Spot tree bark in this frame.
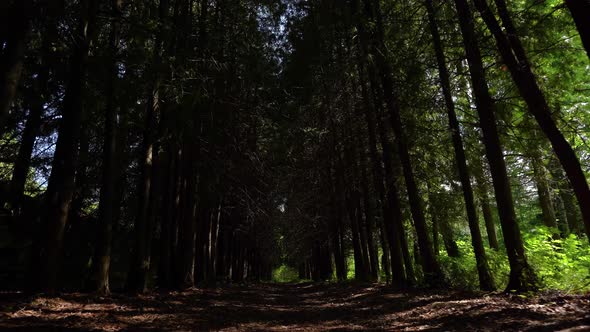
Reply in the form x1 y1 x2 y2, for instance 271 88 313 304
90 0 124 296
564 0 590 61
8 1 61 207
0 0 31 132
531 154 558 231
473 156 499 250
357 134 379 280
178 149 197 289
127 0 170 294
455 0 537 292
548 158 582 235
424 0 494 290
39 0 98 293
356 54 406 286
364 0 443 286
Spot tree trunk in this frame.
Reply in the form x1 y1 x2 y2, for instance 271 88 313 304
332 143 350 282
454 0 536 292
38 0 98 294
364 0 443 286
431 203 439 255
178 149 197 289
473 156 499 250
357 139 379 280
207 199 221 284
89 0 124 296
472 0 590 242
428 190 460 258
9 65 47 211
564 0 590 61
127 0 170 294
353 6 407 286
548 158 582 235
0 0 31 132
157 144 180 289
424 0 495 290
356 59 405 286
8 3 61 210
531 154 558 231
344 117 370 281
347 189 366 281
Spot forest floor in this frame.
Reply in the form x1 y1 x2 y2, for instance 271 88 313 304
1 283 589 331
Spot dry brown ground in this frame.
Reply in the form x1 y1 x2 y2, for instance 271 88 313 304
1 283 589 331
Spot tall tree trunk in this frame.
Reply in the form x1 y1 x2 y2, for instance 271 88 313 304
331 143 350 282
531 154 558 231
0 0 31 132
473 155 499 250
39 0 98 293
364 0 443 286
207 198 221 284
472 0 590 242
345 115 370 281
92 0 124 296
346 189 365 280
8 2 61 210
564 0 590 61
357 136 379 280
428 189 460 258
127 0 169 294
69 126 90 222
9 62 48 210
454 0 537 292
356 56 405 286
431 203 440 255
548 158 582 235
360 73 396 284
424 0 494 290
178 149 197 289
353 4 408 286
157 144 180 289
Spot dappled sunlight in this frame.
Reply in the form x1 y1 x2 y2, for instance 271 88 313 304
2 284 589 331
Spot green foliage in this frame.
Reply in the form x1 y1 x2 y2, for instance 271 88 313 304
346 253 355 280
438 227 590 292
272 264 300 283
439 239 480 290
523 227 590 292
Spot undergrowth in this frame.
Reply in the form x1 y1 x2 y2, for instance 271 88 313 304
440 226 590 292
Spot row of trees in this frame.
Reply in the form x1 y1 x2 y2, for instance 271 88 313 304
0 0 588 295
1 0 285 295
277 0 589 292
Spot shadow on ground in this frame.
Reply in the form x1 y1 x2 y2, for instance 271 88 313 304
1 283 589 331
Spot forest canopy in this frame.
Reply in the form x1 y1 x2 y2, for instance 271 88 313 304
0 0 589 298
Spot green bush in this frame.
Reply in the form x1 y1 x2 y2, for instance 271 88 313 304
523 227 590 292
438 227 590 292
272 264 300 283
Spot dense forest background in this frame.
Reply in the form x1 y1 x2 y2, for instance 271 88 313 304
1 0 589 298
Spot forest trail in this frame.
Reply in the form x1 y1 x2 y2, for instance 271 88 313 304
1 283 589 331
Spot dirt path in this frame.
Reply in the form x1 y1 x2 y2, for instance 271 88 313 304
1 283 589 331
